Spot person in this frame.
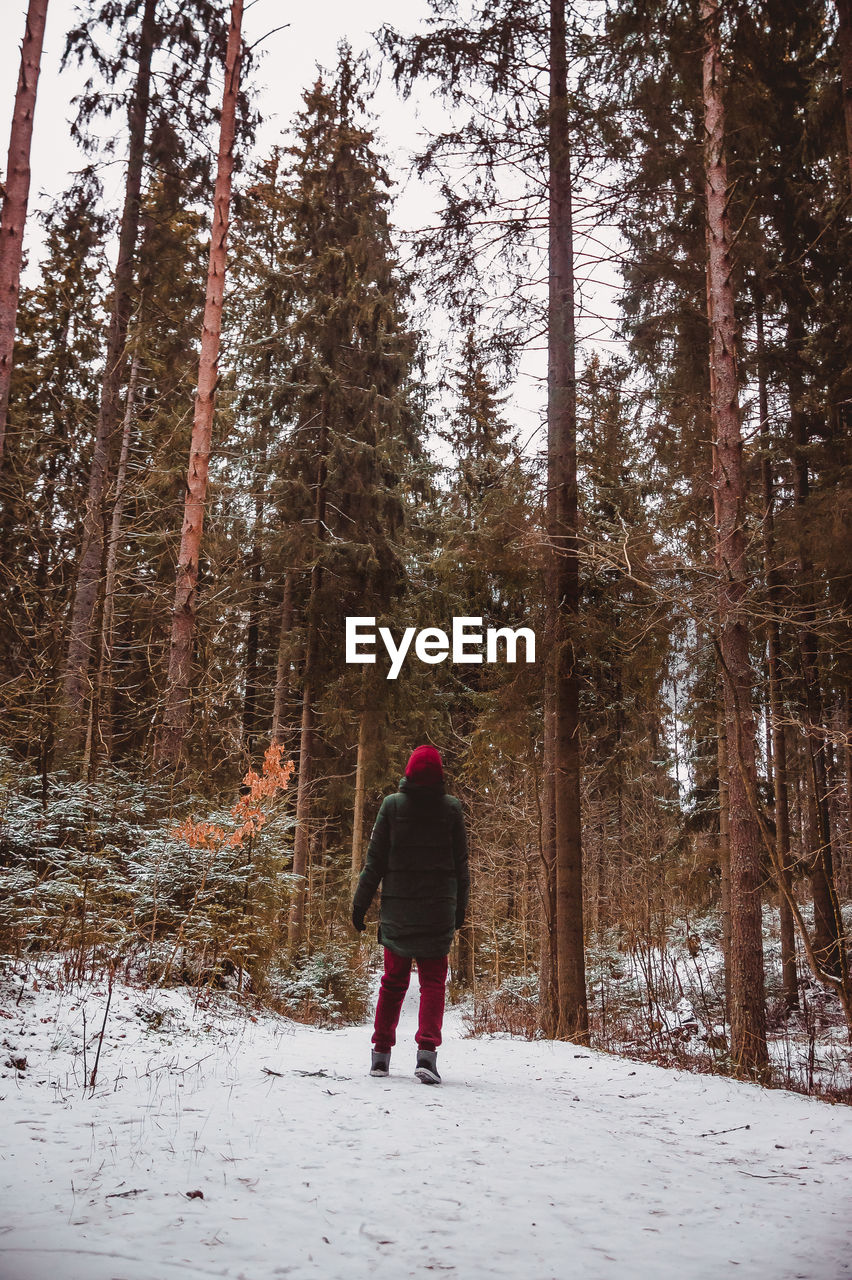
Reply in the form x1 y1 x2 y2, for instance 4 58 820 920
351 744 469 1084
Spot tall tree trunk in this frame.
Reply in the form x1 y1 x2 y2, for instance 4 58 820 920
0 0 49 465
156 0 244 768
456 782 474 990
242 482 265 753
242 550 262 751
845 689 852 884
288 661 315 953
716 697 732 1022
787 318 845 980
706 227 732 1028
835 0 852 198
242 343 273 754
84 355 140 778
826 707 845 892
769 632 798 1018
702 0 768 1075
538 683 559 1036
350 703 369 895
287 421 328 952
755 298 798 1010
61 0 157 745
456 920 475 989
271 571 294 744
548 0 588 1044
538 413 559 1038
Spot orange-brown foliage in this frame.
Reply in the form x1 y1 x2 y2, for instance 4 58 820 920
173 743 295 852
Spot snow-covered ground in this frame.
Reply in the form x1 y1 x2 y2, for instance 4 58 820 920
2 966 851 1280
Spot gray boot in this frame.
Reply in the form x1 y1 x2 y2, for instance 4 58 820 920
415 1049 441 1084
370 1050 390 1077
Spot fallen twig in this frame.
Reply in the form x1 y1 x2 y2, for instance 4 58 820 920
698 1124 751 1138
89 969 114 1091
174 1053 214 1075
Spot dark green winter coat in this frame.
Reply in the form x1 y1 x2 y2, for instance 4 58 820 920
352 777 470 958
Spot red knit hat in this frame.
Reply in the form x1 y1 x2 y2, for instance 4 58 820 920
405 744 444 785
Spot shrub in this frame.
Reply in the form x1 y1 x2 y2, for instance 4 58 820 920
0 746 296 994
270 945 374 1027
463 973 540 1039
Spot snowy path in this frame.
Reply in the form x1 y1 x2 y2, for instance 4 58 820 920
1 973 851 1280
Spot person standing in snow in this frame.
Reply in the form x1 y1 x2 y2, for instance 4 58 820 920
351 745 469 1084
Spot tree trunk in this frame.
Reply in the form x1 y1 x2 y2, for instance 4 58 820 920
350 703 369 895
770 652 798 1017
287 670 314 953
287 421 328 952
271 571 294 744
84 355 140 777
0 0 49 465
787 318 845 980
806 744 843 976
242 342 273 754
61 0 157 745
538 383 558 1039
826 707 845 897
456 919 475 989
835 0 852 198
537 593 557 1034
716 697 732 1022
156 0 244 768
845 689 852 890
242 485 264 753
548 0 588 1044
538 678 559 1036
702 0 768 1075
754 298 798 1010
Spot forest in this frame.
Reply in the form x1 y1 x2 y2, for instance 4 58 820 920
0 0 850 1102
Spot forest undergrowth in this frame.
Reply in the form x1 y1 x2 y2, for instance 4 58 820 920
460 910 852 1104
2 753 848 1104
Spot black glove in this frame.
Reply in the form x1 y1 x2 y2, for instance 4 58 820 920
455 911 466 930
352 907 366 933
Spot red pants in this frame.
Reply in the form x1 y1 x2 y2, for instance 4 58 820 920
372 947 448 1053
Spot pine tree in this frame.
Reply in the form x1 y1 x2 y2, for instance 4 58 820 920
157 0 246 768
702 0 768 1074
0 0 50 466
606 0 851 1036
60 0 159 747
431 330 540 988
92 162 207 768
835 0 852 196
0 172 106 772
275 50 419 950
577 354 673 935
59 0 247 751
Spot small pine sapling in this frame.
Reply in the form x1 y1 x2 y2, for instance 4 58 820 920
165 745 295 988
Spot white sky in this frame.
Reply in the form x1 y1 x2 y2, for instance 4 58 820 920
1 0 441 247
1 0 622 449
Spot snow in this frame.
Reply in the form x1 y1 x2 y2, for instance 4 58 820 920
584 913 852 1098
2 968 851 1280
